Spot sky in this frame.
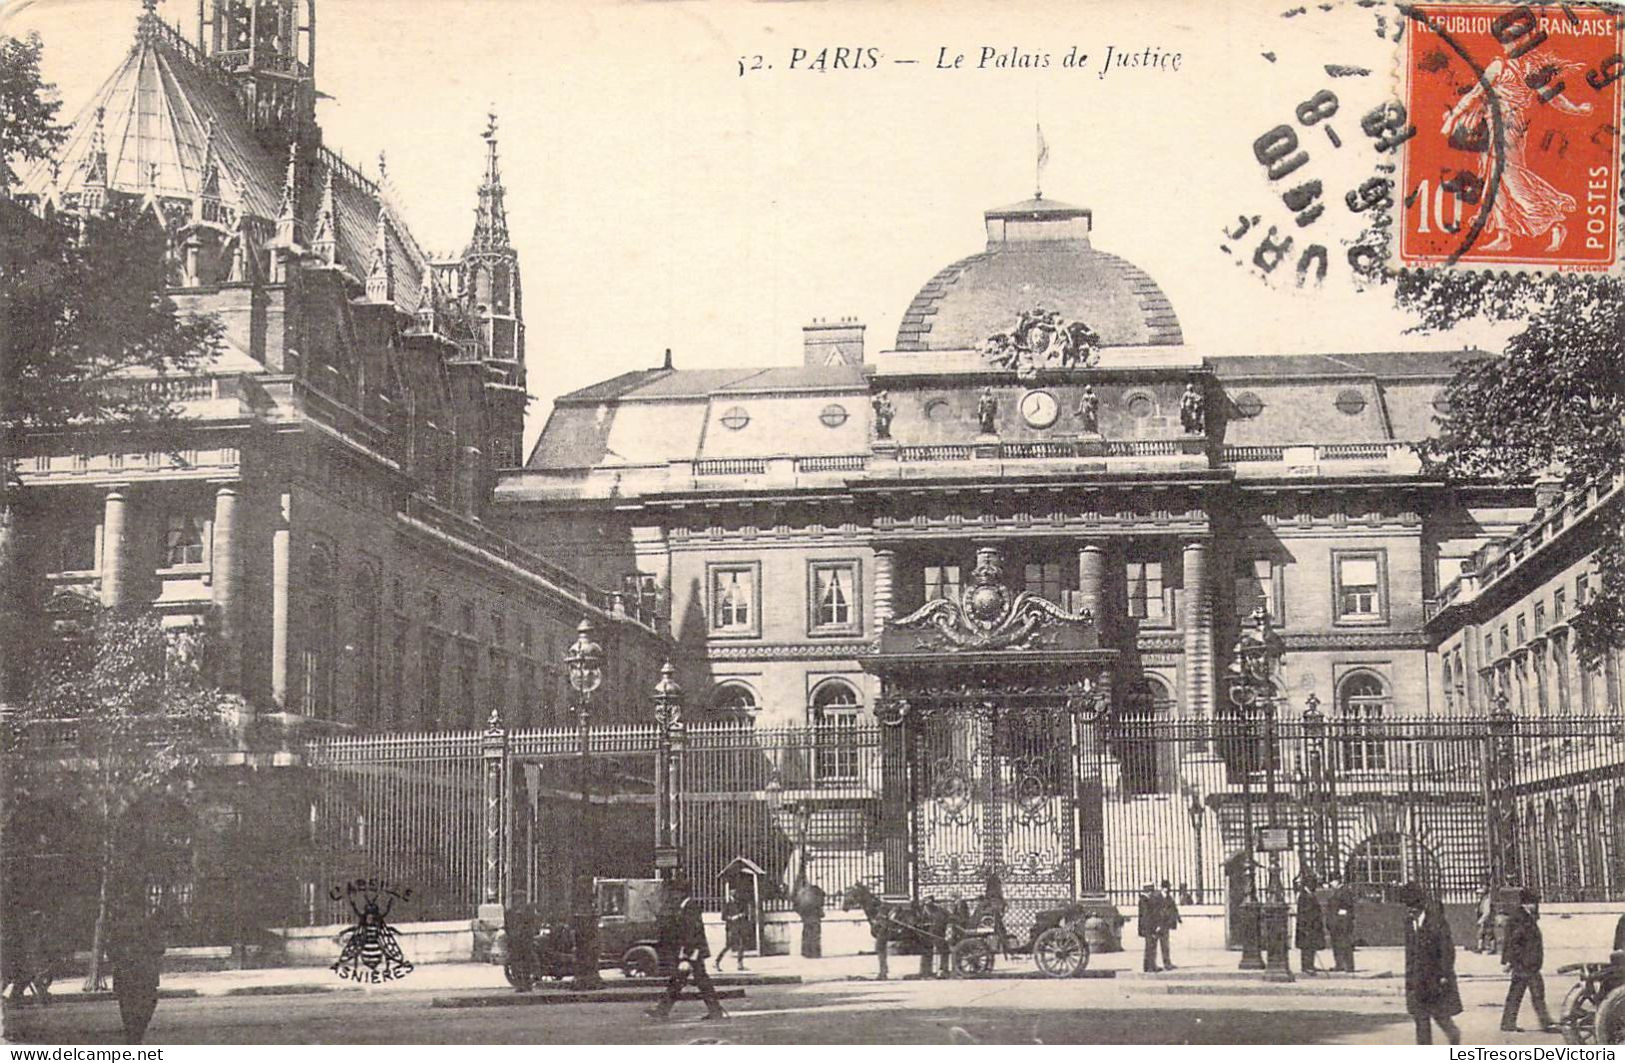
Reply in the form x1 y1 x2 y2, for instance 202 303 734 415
5 0 1508 455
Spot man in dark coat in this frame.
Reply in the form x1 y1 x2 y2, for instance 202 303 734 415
1500 887 1558 1033
715 887 749 972
919 897 953 979
1295 874 1327 974
793 881 826 959
106 898 165 1044
1325 874 1357 973
1136 882 1162 973
646 873 727 1022
1400 882 1462 1045
1157 880 1180 970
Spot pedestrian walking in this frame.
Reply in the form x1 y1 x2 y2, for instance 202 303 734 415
793 880 826 959
1500 887 1559 1034
106 896 165 1044
1157 879 1180 970
646 873 727 1023
1136 882 1162 973
1475 882 1498 955
1295 873 1326 974
715 887 749 972
1326 873 1357 972
1400 881 1462 1045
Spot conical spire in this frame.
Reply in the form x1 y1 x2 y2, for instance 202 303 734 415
198 117 220 200
311 164 337 265
415 267 439 334
82 107 109 188
275 140 301 246
470 110 510 252
366 195 394 304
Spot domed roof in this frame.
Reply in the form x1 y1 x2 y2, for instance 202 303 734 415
894 196 1183 352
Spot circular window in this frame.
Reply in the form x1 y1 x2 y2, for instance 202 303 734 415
1126 393 1156 418
924 399 951 421
719 406 750 431
1335 389 1368 416
819 403 848 428
1233 391 1265 418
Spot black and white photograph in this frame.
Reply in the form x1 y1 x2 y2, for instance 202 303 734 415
1 0 1623 1048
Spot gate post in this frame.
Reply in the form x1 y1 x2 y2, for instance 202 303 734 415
876 693 911 898
474 708 507 959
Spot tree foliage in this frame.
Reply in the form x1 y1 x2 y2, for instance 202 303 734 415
1397 271 1625 663
0 32 64 191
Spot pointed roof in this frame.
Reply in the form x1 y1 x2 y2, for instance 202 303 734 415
468 111 510 253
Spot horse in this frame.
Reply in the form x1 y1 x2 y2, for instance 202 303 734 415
841 883 930 981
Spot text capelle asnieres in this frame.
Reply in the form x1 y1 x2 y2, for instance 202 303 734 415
738 45 1183 77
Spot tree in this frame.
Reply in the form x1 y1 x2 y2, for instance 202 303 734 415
0 32 65 192
1 32 223 703
7 606 226 990
1397 271 1625 664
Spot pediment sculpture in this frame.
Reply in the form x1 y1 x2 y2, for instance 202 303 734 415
983 307 1101 381
892 545 1092 652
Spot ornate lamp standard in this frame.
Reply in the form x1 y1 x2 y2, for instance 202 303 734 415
1229 606 1292 981
565 618 605 989
1184 785 1207 904
652 660 685 881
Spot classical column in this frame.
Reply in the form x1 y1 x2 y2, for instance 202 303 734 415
212 483 242 683
101 486 130 608
873 548 896 631
1077 542 1106 623
1182 540 1214 722
270 491 291 708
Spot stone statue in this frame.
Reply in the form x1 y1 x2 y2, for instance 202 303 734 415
872 391 895 440
1180 381 1206 434
1076 385 1099 434
977 387 997 435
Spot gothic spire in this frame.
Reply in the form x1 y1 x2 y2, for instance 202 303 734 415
366 195 394 304
470 110 510 252
275 140 301 246
311 164 337 265
82 106 109 188
198 117 220 200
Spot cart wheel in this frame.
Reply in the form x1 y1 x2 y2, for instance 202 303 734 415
1594 985 1625 1045
621 945 661 979
502 960 531 991
1561 981 1603 1044
952 937 995 976
1034 927 1089 978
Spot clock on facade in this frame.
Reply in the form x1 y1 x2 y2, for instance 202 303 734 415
1019 389 1060 429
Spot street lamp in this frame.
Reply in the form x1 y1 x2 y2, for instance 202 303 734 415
1184 786 1206 903
565 618 605 989
1229 606 1292 982
652 660 685 881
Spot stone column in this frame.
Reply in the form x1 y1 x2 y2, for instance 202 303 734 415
873 548 896 632
270 491 291 708
101 486 130 608
1182 540 1214 722
212 483 242 683
1077 542 1106 623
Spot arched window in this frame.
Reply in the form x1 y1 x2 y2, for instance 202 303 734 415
1338 672 1389 772
712 682 758 726
1346 831 1440 895
810 679 862 781
351 566 379 726
1542 799 1562 898
1113 677 1174 796
1442 658 1455 714
1561 798 1583 901
1585 793 1607 901
1612 788 1625 900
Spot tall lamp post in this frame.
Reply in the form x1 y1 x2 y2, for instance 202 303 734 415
565 618 605 989
652 660 685 881
1230 606 1292 982
1184 786 1206 904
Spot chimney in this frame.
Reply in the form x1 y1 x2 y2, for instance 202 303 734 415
803 317 866 367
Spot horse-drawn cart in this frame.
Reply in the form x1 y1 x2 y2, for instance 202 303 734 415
1557 952 1625 1044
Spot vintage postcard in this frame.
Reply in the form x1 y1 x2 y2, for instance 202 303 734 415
2 0 1622 1051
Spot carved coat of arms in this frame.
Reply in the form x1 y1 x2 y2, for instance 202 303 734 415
893 546 1092 652
983 308 1101 381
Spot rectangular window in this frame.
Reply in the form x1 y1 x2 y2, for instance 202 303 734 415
1333 553 1385 622
55 518 98 573
1578 575 1591 606
1516 614 1527 645
164 512 207 567
389 619 408 728
1126 560 1165 620
1534 602 1546 635
1485 634 1496 662
1554 589 1566 622
458 642 478 725
709 563 760 636
518 659 537 727
1234 557 1277 621
1023 561 1064 603
487 648 508 721
924 564 961 604
1500 625 1510 656
809 560 861 636
1553 633 1571 713
813 707 861 782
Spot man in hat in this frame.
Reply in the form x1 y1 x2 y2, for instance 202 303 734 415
1325 874 1357 973
646 872 727 1022
1400 882 1461 1045
1136 883 1162 973
1295 873 1327 974
1500 887 1558 1033
1156 880 1181 970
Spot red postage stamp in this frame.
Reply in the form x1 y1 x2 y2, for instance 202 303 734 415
1400 3 1624 270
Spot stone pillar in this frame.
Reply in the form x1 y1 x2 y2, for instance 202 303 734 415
270 491 291 708
1077 542 1106 622
873 548 896 632
1182 540 1214 723
101 486 130 608
212 483 242 682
